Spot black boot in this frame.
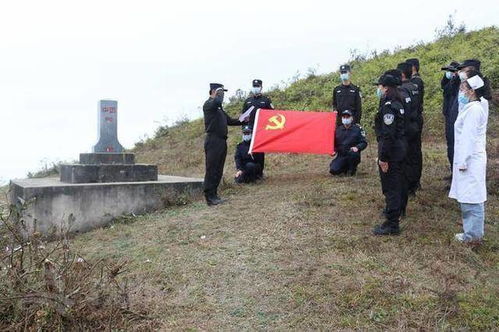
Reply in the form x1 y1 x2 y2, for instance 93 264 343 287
206 196 223 206
372 221 400 236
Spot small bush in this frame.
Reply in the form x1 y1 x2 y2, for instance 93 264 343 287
0 201 157 330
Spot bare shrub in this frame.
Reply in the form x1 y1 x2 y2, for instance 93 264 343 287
0 200 157 330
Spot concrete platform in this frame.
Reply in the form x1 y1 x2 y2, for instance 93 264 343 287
9 175 203 237
60 163 158 183
79 153 135 165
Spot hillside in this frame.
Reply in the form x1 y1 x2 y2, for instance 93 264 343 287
75 27 499 329
3 28 497 329
133 27 498 180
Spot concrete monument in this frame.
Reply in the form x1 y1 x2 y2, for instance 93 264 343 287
59 100 158 183
10 100 203 237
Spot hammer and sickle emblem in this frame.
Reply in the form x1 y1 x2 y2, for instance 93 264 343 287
265 114 286 130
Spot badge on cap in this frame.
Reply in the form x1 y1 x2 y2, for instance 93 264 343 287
383 113 395 125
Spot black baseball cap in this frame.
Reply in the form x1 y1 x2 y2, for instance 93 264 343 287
373 74 400 87
456 59 481 71
242 125 252 133
210 83 228 91
341 110 353 116
340 64 351 73
252 79 263 87
441 61 460 72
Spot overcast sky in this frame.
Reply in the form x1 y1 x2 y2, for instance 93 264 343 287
0 0 497 183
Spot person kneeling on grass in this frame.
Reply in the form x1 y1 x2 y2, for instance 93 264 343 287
449 71 488 244
234 125 264 184
329 110 368 176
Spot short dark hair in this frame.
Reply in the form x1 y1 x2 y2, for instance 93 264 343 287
385 86 403 104
406 58 420 72
397 62 412 80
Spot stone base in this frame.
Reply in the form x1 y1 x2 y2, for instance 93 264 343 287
60 164 158 183
79 153 135 165
9 175 203 237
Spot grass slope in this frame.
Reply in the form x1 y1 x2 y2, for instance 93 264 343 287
72 28 499 329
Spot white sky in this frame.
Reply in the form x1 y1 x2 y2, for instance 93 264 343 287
0 0 497 183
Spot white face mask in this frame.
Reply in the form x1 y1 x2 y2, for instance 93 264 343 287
251 87 262 94
342 117 353 126
242 134 252 142
340 73 350 81
458 71 467 82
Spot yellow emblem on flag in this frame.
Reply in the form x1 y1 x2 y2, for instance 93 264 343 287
266 114 286 130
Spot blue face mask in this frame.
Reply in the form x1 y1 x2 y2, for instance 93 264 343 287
376 87 383 98
340 73 349 81
458 91 469 105
242 134 252 142
445 71 453 79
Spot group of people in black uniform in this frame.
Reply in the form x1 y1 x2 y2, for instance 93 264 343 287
202 80 271 206
202 57 490 237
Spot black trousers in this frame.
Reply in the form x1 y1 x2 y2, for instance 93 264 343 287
444 119 455 171
405 134 422 192
379 161 404 225
235 162 262 184
204 135 227 198
330 151 360 175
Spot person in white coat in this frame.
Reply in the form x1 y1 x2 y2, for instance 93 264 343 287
449 71 488 243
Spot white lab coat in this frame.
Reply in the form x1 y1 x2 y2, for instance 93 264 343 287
449 101 488 203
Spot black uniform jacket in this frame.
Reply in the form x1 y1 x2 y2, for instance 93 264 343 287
332 83 362 123
203 97 241 139
335 124 368 155
441 74 460 121
241 94 274 127
234 141 264 170
375 99 406 162
399 80 421 138
410 74 425 114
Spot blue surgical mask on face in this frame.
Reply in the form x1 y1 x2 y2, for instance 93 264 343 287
376 87 383 98
242 134 252 142
251 87 262 94
445 71 453 79
341 117 353 126
458 91 469 105
340 73 349 81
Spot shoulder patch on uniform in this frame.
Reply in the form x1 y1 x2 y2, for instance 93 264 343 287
384 101 392 105
383 113 395 125
360 129 366 137
405 97 411 104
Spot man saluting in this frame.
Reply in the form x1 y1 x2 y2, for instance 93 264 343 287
203 83 242 206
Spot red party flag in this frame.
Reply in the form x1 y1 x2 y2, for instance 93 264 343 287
249 109 337 155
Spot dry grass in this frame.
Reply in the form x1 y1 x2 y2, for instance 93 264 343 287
69 112 499 330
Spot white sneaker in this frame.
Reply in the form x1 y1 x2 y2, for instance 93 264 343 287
454 233 466 242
